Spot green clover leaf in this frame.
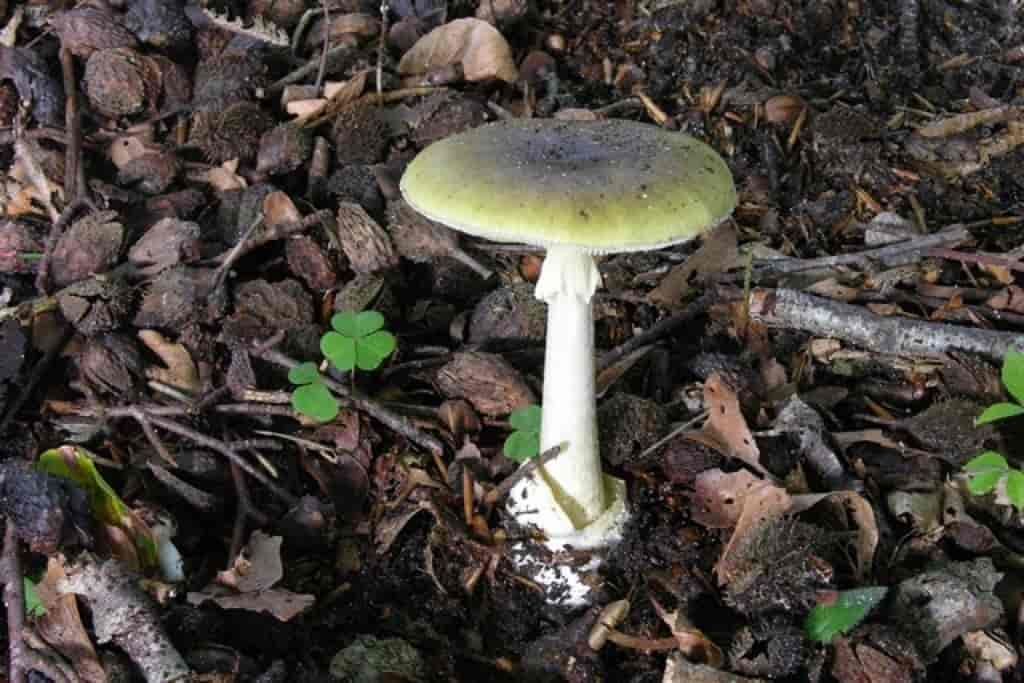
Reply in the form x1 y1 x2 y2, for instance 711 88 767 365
291 382 339 422
804 587 888 643
322 311 396 372
504 404 542 462
964 451 1010 495
288 361 322 386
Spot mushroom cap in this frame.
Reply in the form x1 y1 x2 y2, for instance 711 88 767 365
399 118 737 253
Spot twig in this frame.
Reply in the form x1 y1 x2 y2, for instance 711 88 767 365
634 410 709 463
376 0 390 97
748 288 1024 360
108 407 299 505
211 213 264 292
251 340 447 460
0 322 72 433
926 247 1024 273
597 292 714 372
35 197 96 295
264 43 355 97
484 443 566 506
59 47 83 203
740 223 974 279
314 0 329 93
2 522 27 683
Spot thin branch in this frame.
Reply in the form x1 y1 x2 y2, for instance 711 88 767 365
108 407 298 505
597 292 714 372
484 442 566 506
252 340 446 459
748 287 1024 360
3 522 27 683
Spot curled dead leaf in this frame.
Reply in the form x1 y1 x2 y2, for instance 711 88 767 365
398 18 518 84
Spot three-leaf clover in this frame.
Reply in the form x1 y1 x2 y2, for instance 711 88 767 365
289 362 339 422
321 311 396 372
804 586 888 643
504 404 542 462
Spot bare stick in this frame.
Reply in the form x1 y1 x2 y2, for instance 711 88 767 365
485 443 566 506
59 47 83 203
749 288 1024 360
3 522 27 683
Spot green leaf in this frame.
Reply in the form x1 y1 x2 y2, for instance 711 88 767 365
976 402 1024 425
804 587 888 643
1006 470 1024 510
332 311 385 338
24 577 45 617
322 332 357 371
355 330 396 371
38 446 158 572
291 382 339 422
288 361 322 386
510 404 542 432
964 451 1009 474
504 430 541 462
968 470 1005 495
330 311 362 337
1002 351 1024 405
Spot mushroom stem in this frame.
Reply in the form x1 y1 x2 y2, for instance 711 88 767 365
532 245 606 530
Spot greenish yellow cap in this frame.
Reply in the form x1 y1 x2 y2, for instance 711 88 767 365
399 118 736 253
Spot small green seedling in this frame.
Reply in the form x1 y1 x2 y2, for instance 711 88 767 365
289 362 339 422
24 577 45 618
321 311 396 373
289 310 396 423
963 352 1024 510
38 445 158 572
804 586 888 643
504 404 542 462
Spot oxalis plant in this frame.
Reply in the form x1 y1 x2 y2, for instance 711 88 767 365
962 351 1024 509
289 310 396 422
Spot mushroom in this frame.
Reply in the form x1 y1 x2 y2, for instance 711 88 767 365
400 119 736 576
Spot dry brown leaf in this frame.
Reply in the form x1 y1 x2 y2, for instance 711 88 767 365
262 190 301 229
805 278 861 302
986 285 1024 313
294 70 368 127
215 531 283 592
790 491 879 581
648 222 739 309
35 557 108 683
650 596 724 667
138 329 200 395
398 18 518 84
107 135 151 169
187 588 315 622
714 479 792 583
202 160 247 192
700 373 762 472
691 468 760 529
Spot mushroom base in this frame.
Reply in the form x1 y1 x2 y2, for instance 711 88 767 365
506 472 629 607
